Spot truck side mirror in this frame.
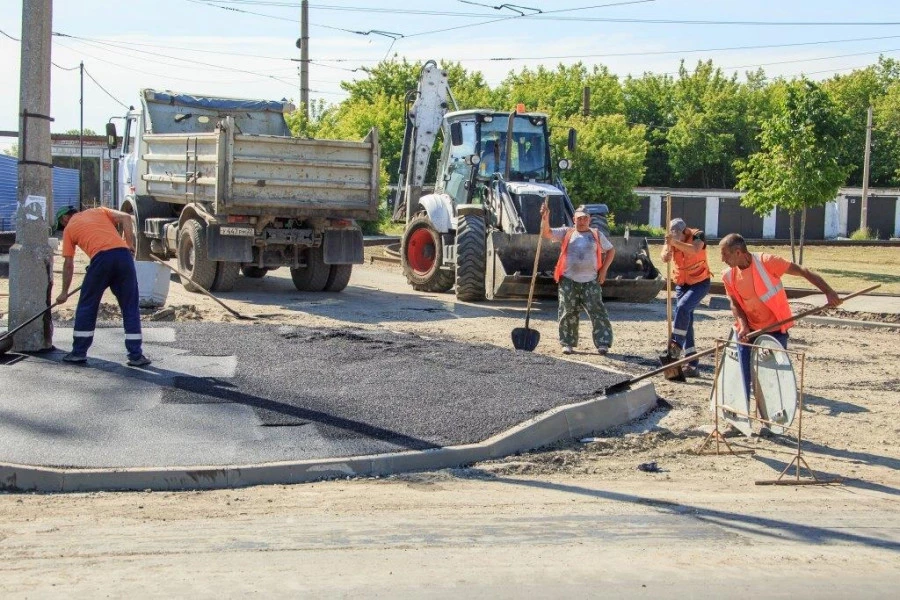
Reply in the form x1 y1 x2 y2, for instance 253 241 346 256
450 122 463 146
567 128 577 152
105 122 117 150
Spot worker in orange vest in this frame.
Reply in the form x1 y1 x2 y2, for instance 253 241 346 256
660 218 711 377
541 204 616 356
719 233 841 398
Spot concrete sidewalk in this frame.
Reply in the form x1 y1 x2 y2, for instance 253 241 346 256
0 323 655 491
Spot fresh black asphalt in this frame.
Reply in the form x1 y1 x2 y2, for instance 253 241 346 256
0 322 630 468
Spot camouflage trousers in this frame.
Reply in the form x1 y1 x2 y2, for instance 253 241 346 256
557 277 614 349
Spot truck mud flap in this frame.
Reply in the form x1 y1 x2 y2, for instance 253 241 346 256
323 229 364 264
207 225 253 262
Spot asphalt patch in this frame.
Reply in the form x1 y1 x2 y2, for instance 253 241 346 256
162 323 631 449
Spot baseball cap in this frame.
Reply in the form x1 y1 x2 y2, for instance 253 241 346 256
573 206 590 218
56 206 78 230
668 218 687 233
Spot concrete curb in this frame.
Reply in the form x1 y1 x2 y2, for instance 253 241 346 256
800 315 900 331
0 383 657 493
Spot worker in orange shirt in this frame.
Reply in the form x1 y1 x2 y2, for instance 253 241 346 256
719 233 840 398
660 218 711 377
55 207 151 367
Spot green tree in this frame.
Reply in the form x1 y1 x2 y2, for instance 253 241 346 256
623 72 676 186
496 63 622 118
64 128 97 136
735 79 851 263
553 114 648 215
667 61 744 188
873 79 900 186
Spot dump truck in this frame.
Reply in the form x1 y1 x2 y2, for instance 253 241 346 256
107 89 379 293
391 61 663 302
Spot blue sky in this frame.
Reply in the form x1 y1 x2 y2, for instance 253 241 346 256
2 0 900 149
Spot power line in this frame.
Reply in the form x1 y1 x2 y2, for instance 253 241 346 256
82 66 130 110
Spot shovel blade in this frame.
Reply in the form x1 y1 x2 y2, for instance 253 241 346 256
511 327 540 352
658 351 686 382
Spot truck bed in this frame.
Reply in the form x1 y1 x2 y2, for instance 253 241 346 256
140 121 380 220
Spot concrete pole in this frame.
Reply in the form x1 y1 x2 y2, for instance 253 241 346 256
9 0 55 352
79 60 84 210
582 87 590 117
300 0 309 120
860 105 873 233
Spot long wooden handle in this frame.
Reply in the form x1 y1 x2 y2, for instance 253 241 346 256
1 285 82 340
665 194 672 346
149 255 255 321
524 201 548 329
620 284 881 388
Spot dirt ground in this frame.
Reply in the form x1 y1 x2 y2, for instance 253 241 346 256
1 248 898 595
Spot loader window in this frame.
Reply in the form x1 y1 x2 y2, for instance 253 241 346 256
442 120 477 205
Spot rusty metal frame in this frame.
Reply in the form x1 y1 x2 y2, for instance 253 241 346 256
696 337 843 485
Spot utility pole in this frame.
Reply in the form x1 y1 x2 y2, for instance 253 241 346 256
860 105 873 234
9 0 54 352
300 0 309 119
582 86 590 117
79 60 84 210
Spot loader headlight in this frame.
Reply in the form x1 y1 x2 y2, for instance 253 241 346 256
465 154 481 166
558 158 572 170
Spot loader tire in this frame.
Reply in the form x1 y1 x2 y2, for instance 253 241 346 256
241 266 268 279
177 219 217 293
455 214 486 301
324 264 353 292
211 261 240 292
401 213 454 293
290 246 330 292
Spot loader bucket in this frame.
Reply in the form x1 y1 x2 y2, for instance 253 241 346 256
601 236 665 303
484 231 664 303
485 232 560 300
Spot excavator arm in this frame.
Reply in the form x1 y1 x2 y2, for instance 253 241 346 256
391 60 454 222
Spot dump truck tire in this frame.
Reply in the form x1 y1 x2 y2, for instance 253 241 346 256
325 264 353 292
401 213 454 293
455 214 486 301
177 219 218 293
211 261 240 292
290 246 330 292
124 196 172 261
241 266 268 279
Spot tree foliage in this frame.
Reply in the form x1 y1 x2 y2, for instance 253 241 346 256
735 79 851 259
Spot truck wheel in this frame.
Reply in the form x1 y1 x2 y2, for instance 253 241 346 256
177 219 217 293
324 264 353 292
241 266 268 279
211 262 240 292
290 246 330 291
401 213 454 292
455 214 486 301
124 196 172 261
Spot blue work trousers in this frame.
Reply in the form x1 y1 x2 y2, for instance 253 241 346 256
738 330 789 400
71 248 143 360
671 278 711 367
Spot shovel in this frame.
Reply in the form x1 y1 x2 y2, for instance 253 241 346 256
0 286 82 357
658 194 685 382
604 284 881 396
149 255 257 321
511 203 547 351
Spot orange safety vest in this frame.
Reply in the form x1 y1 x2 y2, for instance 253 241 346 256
671 228 711 285
554 228 605 283
722 253 794 333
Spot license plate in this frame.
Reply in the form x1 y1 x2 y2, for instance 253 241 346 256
220 226 254 237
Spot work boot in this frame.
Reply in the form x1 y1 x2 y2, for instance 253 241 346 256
62 352 87 364
597 345 609 356
127 355 152 367
562 345 573 355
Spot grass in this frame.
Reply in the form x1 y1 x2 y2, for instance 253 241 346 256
705 244 900 295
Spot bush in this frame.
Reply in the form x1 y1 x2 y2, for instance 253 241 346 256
849 227 879 240
359 200 398 235
611 222 666 238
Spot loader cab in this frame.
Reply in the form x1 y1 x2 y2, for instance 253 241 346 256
440 110 552 206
